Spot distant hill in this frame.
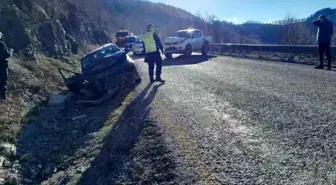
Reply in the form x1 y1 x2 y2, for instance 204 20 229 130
0 0 334 57
77 1 335 45
305 8 336 33
219 7 336 44
306 8 336 24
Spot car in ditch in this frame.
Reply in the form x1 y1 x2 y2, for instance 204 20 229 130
58 43 141 105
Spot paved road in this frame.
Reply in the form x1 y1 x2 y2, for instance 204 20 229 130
80 54 336 185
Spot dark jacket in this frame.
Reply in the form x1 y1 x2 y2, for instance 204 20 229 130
0 41 10 70
313 19 334 43
153 32 164 53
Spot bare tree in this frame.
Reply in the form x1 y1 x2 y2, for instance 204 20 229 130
279 14 313 45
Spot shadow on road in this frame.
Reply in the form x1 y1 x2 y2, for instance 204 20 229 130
76 83 170 184
15 83 141 183
163 54 216 66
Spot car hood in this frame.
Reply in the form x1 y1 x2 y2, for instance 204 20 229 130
164 37 187 43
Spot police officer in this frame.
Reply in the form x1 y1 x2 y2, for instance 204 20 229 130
141 24 165 83
0 32 13 100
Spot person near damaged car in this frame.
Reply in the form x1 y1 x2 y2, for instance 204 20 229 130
141 24 165 83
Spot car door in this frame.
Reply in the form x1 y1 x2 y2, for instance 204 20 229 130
191 31 199 50
194 31 203 50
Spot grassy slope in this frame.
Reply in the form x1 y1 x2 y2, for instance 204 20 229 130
0 55 79 143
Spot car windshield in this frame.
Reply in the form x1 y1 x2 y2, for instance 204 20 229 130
81 45 120 67
171 31 191 38
116 32 128 37
126 37 136 43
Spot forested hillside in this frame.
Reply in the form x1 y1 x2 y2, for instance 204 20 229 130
0 0 335 57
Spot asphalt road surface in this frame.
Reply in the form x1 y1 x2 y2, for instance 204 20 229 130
80 53 336 185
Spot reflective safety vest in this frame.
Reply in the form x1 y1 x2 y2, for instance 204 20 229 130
141 31 157 53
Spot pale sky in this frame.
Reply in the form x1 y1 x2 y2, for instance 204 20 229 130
149 0 336 24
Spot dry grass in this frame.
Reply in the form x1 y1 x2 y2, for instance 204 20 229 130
0 55 79 143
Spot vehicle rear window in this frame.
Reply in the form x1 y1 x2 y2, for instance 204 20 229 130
116 32 128 37
81 45 120 68
126 37 136 42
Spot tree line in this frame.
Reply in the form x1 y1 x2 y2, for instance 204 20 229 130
14 0 336 47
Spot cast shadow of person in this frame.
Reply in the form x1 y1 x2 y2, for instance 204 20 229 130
14 82 145 183
75 83 165 185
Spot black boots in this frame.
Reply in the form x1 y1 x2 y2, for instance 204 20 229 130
150 77 155 83
149 76 165 83
155 77 165 83
315 65 332 70
327 63 331 70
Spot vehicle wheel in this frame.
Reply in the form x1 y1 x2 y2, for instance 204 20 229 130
202 42 209 55
165 53 173 59
184 44 192 57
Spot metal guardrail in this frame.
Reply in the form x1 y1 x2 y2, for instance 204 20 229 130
210 43 336 55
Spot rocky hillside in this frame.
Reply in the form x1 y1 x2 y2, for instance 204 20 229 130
0 0 207 57
0 0 112 58
2 0 335 57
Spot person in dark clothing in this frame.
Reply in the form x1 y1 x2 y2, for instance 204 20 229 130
313 15 334 70
142 24 165 83
0 32 13 100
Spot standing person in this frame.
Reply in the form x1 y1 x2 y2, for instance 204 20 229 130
0 32 13 100
141 24 165 83
313 15 334 70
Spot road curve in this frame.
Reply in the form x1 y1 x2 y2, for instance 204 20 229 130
81 54 336 185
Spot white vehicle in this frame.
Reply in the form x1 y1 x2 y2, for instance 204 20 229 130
125 36 136 49
163 29 212 59
132 37 145 55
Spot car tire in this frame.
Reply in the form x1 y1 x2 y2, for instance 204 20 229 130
165 53 173 59
184 44 192 57
202 42 209 56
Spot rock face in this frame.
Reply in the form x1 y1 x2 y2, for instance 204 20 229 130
0 4 31 52
0 143 16 158
0 0 110 57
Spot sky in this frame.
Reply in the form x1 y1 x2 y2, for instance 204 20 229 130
149 0 336 24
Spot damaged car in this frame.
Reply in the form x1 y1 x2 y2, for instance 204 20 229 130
59 43 141 105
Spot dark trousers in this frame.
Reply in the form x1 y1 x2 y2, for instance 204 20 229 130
318 41 331 68
147 51 162 79
0 69 8 97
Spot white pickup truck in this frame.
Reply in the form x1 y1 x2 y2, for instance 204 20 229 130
163 29 212 59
